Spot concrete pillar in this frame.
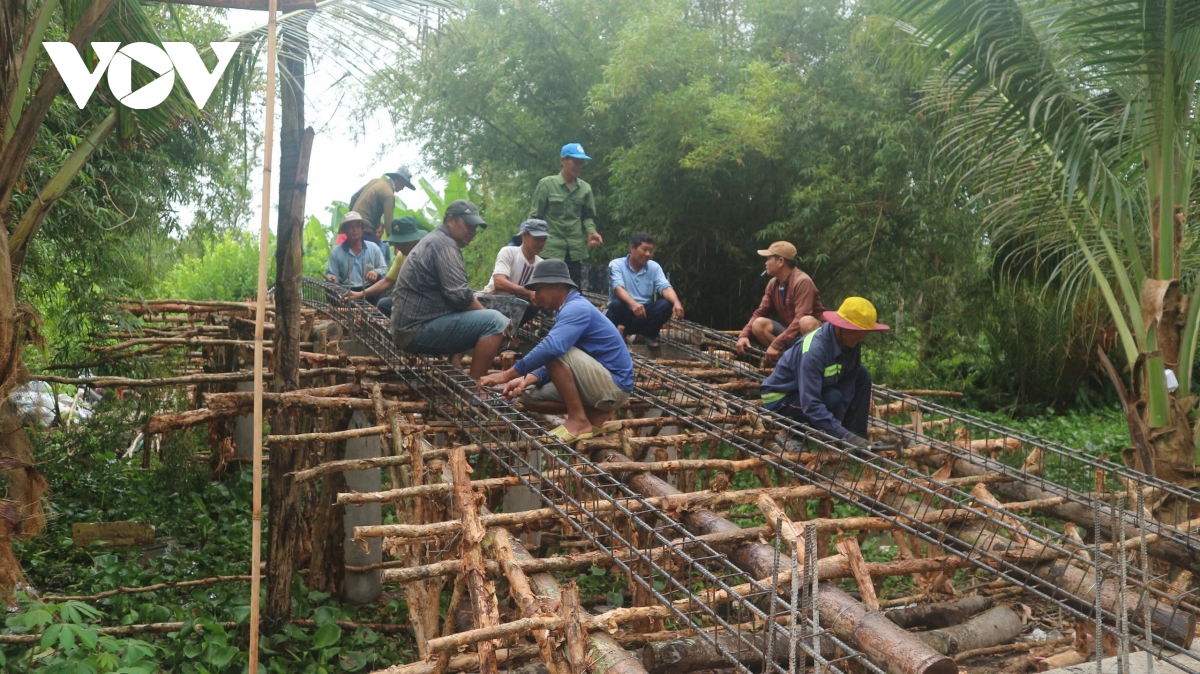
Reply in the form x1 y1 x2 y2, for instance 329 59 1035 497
342 409 382 604
338 339 383 604
232 381 254 460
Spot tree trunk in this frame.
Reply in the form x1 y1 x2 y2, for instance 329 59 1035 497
9 111 118 272
264 16 312 632
916 606 1023 656
0 0 31 141
0 0 118 214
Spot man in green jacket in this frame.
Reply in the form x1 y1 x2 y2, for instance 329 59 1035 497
529 143 602 287
351 167 416 264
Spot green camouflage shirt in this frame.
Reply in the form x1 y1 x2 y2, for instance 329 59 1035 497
528 173 597 261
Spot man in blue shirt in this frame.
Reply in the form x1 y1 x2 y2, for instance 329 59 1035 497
479 259 634 443
606 232 684 348
325 211 387 296
760 297 888 449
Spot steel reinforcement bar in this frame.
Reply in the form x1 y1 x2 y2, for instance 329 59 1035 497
593 294 1200 587
299 277 877 674
620 352 1200 673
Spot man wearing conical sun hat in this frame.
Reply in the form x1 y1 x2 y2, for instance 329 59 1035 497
759 297 888 451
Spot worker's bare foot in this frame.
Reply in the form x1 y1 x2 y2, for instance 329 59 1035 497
563 418 592 437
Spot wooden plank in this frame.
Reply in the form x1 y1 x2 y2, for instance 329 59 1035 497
72 521 155 547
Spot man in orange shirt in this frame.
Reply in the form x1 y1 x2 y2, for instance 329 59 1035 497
736 241 825 363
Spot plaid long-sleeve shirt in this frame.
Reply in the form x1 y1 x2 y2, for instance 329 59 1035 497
390 225 476 347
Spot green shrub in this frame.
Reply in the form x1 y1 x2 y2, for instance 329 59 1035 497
159 231 275 301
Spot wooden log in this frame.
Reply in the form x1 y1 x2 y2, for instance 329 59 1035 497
204 382 361 408
449 447 500 674
940 452 1200 576
117 298 260 309
586 631 645 674
954 637 1072 663
917 606 1024 655
562 583 588 674
1032 559 1194 648
1036 647 1087 671
270 424 392 445
292 444 485 483
367 644 543 674
492 521 646 674
642 630 791 674
885 595 992 630
757 494 801 555
836 537 879 610
359 473 1024 541
88 337 314 352
490 527 564 674
593 449 956 674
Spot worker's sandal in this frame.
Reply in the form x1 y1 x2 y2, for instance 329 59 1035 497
590 420 623 437
546 424 593 443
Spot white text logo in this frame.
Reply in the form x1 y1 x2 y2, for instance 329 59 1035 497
44 42 239 110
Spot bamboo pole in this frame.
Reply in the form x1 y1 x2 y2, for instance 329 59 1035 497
249 0 277 669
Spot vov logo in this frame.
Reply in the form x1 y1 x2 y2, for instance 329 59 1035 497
44 42 239 110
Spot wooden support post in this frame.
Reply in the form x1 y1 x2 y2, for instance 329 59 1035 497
562 582 587 674
248 0 277 669
835 536 879 610
489 528 564 674
448 447 499 674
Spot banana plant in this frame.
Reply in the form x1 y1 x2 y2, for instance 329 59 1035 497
881 0 1200 483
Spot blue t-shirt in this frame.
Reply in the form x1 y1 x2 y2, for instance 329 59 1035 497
515 291 635 392
607 256 672 306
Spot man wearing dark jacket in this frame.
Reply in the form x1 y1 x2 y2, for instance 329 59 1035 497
760 297 887 449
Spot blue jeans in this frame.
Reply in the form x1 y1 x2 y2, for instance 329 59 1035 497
764 364 871 439
404 310 510 355
606 299 673 339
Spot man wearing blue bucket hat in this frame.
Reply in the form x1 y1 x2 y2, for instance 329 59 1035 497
529 142 603 287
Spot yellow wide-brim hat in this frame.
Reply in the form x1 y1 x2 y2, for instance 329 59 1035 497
822 297 889 331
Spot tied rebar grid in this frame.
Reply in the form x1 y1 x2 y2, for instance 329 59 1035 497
622 353 1200 673
300 277 860 674
626 296 1200 582
576 262 1200 562
581 301 1200 631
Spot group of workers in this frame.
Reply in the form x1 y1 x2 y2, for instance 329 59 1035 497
322 143 887 448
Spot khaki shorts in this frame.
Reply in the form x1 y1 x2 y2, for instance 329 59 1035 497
519 347 630 412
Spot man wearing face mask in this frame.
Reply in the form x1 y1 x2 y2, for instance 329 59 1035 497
760 297 888 451
390 200 510 381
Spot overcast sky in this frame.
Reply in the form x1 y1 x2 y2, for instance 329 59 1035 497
216 9 442 236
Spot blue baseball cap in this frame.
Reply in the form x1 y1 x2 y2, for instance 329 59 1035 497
560 143 591 160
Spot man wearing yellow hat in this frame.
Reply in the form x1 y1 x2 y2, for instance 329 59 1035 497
759 297 888 449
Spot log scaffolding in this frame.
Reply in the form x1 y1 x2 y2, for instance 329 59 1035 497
54 283 1200 674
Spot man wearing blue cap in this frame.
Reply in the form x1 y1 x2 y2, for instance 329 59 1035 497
529 143 602 287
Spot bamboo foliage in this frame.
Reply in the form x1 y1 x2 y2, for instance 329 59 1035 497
881 0 1200 474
